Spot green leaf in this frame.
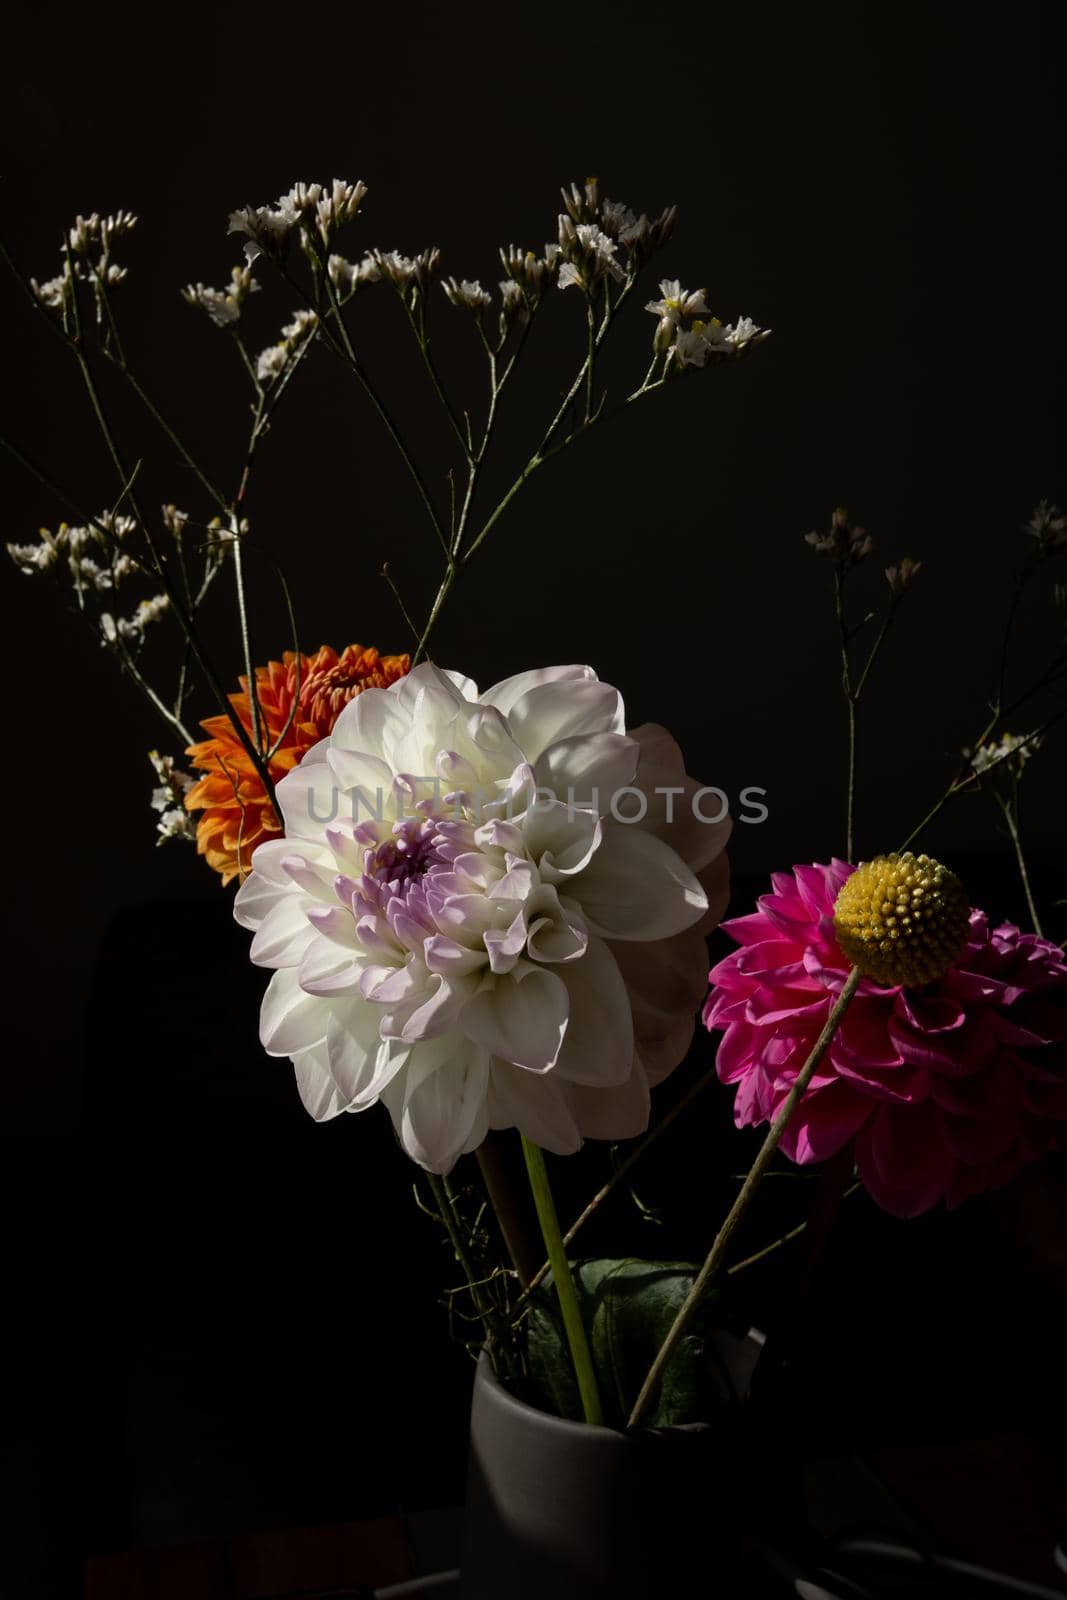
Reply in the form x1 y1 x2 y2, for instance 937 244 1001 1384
525 1257 733 1429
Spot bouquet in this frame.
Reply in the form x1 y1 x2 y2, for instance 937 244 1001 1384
6 172 1066 1595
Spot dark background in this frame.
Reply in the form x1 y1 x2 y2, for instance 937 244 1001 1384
2 2 1065 1595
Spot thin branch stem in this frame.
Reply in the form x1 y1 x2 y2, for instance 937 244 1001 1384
627 965 863 1430
995 786 1045 937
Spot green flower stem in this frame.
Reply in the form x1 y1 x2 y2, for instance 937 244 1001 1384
627 964 863 1430
521 1137 603 1426
518 1065 721 1307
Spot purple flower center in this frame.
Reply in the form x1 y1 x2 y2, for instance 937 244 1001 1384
367 816 447 895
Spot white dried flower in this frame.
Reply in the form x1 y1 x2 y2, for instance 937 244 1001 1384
670 324 714 368
76 556 113 591
670 314 771 369
645 279 710 325
256 345 289 384
100 211 137 248
970 731 1041 777
710 316 770 354
555 221 625 292
161 505 189 542
442 277 492 313
155 806 197 844
228 203 298 262
281 309 318 344
6 537 58 575
30 272 70 310
499 245 558 308
600 197 638 241
112 553 140 581
182 264 259 328
328 252 381 297
149 750 197 845
280 182 324 220
118 594 170 640
315 179 368 244
68 214 101 253
497 278 529 338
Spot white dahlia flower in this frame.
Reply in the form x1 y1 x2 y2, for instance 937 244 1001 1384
234 664 730 1172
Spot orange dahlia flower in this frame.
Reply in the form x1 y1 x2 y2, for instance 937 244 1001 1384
185 644 410 885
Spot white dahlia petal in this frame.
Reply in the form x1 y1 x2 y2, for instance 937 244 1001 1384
260 967 328 1055
571 823 708 941
463 960 569 1071
234 839 331 931
329 682 408 759
533 731 640 807
480 664 596 718
506 678 625 762
552 934 633 1086
326 1004 402 1105
488 1059 582 1155
394 1035 492 1173
292 1041 346 1121
383 971 479 1042
525 885 589 964
298 935 363 997
249 896 318 968
566 1056 650 1141
522 798 602 880
626 722 733 873
276 761 347 843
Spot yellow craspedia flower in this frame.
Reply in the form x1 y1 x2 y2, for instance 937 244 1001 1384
832 852 971 987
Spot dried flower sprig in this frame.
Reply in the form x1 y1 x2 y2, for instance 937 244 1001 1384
218 173 768 671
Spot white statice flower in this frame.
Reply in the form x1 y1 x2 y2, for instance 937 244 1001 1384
671 314 771 368
182 265 259 328
443 277 492 313
315 179 368 244
149 750 197 844
500 244 559 306
228 201 299 261
255 309 318 386
112 552 140 581
280 182 324 220
645 279 711 325
6 536 59 575
555 221 626 292
256 345 289 385
372 248 442 302
108 593 170 643
235 663 730 1172
281 309 318 344
723 315 769 351
600 197 639 241
670 325 714 369
75 556 113 591
328 252 381 298
970 731 1041 776
30 272 71 311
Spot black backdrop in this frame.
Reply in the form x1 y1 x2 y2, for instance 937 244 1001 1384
2 3 1066 1593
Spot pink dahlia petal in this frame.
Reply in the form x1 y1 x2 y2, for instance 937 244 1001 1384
778 1081 872 1164
705 860 1067 1216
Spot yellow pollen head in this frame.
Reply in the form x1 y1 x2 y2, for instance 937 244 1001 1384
832 851 970 987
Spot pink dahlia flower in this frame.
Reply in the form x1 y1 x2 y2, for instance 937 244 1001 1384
704 860 1067 1216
